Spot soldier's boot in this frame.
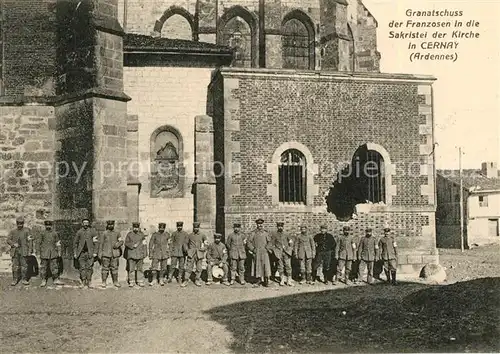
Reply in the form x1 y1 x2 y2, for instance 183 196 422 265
22 279 30 286
40 279 47 287
111 273 121 288
159 271 165 286
263 277 269 287
11 271 19 286
54 278 64 286
229 277 235 286
137 273 145 287
391 271 397 285
280 276 286 286
239 276 246 285
367 274 373 285
128 272 135 287
101 272 109 288
222 279 230 286
299 274 306 285
384 269 391 283
331 275 337 285
287 277 295 287
149 270 157 286
306 273 312 284
167 269 175 283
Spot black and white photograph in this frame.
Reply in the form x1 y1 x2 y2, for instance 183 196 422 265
0 0 498 352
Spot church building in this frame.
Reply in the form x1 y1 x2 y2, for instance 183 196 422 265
0 0 438 275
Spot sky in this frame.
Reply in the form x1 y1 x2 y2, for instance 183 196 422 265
363 0 500 169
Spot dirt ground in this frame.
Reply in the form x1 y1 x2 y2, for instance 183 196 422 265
1 245 499 353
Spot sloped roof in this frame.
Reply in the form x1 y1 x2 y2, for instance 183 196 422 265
123 33 234 55
437 169 500 192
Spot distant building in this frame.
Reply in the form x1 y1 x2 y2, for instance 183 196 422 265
436 162 500 248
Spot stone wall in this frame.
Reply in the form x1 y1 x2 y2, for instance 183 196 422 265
211 68 437 275
3 0 57 97
0 105 56 253
121 0 379 71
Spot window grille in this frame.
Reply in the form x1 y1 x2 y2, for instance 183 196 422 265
282 18 313 69
279 149 306 204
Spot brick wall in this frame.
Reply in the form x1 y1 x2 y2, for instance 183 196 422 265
0 105 56 253
220 73 429 208
124 66 213 232
211 68 437 275
3 0 57 96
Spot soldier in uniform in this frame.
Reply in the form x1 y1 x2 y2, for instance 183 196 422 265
312 225 336 285
167 221 188 283
247 218 272 287
294 225 316 284
357 228 378 284
124 222 148 287
98 220 123 288
379 227 398 285
36 220 63 287
335 225 356 284
7 216 34 286
148 222 171 286
206 233 230 286
182 222 208 287
226 223 247 285
270 222 295 286
73 218 99 289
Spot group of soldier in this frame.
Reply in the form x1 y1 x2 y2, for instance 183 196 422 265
6 216 399 289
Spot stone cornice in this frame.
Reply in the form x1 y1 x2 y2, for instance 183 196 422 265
216 67 437 84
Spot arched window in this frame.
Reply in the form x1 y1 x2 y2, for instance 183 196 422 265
154 6 196 40
282 12 315 69
161 14 193 40
279 149 306 204
353 145 386 203
150 126 183 198
221 16 252 67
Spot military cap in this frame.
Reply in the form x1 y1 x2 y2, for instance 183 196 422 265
106 220 115 225
176 221 184 227
276 222 284 227
214 233 222 238
132 222 140 228
366 227 373 232
300 224 308 229
44 220 53 226
193 222 201 228
255 218 264 224
82 218 90 222
233 223 241 228
16 216 25 223
320 224 328 229
158 222 166 228
342 225 351 231
383 227 391 232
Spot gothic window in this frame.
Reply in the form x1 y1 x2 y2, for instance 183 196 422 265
221 16 252 68
279 149 306 204
282 17 314 70
354 147 386 203
150 127 184 198
161 14 193 40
